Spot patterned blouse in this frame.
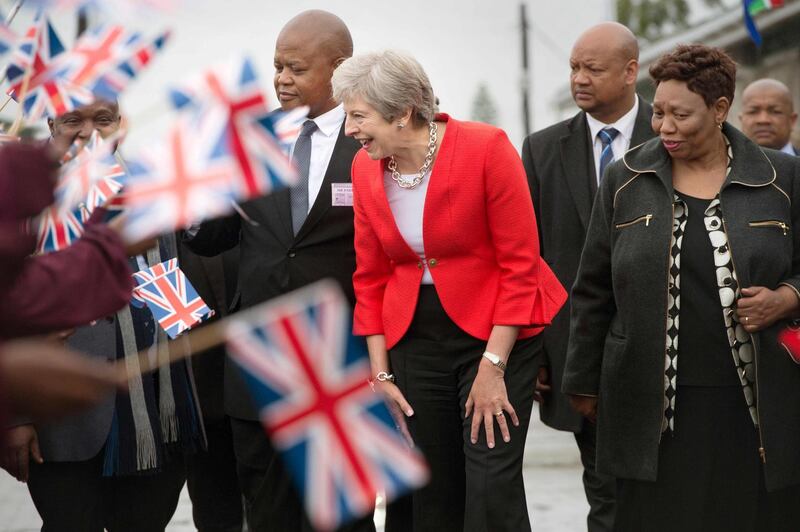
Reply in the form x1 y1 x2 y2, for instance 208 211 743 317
663 139 758 433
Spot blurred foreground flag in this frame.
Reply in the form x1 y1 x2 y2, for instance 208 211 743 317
743 0 784 46
0 22 16 56
170 57 299 197
5 15 94 120
54 130 125 215
57 25 170 103
226 280 429 531
131 258 214 339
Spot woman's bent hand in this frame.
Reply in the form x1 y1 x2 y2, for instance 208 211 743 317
465 359 519 449
737 285 800 333
375 380 415 448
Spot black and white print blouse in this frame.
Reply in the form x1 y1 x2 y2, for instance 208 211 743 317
662 140 758 433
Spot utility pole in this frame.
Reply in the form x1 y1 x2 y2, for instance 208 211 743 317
520 3 532 137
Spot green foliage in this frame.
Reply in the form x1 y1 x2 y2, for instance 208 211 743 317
617 0 724 42
470 83 499 126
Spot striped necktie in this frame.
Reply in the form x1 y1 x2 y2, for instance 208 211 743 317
597 127 620 182
289 120 318 235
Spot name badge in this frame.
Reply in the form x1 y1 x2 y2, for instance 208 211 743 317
332 182 353 207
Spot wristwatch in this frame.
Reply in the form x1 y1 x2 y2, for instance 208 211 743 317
482 351 507 372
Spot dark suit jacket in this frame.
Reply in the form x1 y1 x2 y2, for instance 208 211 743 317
521 97 653 432
186 123 361 420
177 240 239 423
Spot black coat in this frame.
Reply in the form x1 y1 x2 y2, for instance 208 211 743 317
521 98 654 432
563 123 800 491
186 124 360 420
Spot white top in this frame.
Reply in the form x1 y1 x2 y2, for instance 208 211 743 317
289 104 345 211
383 169 434 285
586 97 640 182
781 141 797 156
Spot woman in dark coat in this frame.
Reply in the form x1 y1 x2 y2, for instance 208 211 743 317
563 44 800 531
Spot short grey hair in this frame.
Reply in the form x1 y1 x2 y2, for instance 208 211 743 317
332 50 436 126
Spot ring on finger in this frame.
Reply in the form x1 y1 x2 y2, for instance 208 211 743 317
494 411 504 417
744 316 750 323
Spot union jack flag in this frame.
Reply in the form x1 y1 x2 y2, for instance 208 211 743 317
54 130 126 215
34 205 85 253
132 258 214 338
257 105 309 153
169 57 298 198
121 114 239 241
25 0 180 15
58 26 170 103
0 22 16 56
226 280 429 531
5 16 95 121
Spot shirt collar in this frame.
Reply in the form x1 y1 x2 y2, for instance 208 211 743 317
780 141 796 155
586 96 640 144
309 104 345 138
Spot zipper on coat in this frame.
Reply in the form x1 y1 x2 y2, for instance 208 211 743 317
723 217 767 464
615 214 653 229
748 220 789 236
659 204 674 443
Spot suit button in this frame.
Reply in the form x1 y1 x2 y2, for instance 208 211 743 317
417 261 424 269
288 251 296 258
428 258 438 267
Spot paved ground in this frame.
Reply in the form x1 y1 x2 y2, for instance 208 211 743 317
0 408 587 531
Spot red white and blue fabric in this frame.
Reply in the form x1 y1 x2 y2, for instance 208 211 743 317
60 26 171 103
226 281 429 531
24 0 179 15
169 57 299 197
5 16 93 120
0 21 17 56
54 131 126 215
131 258 214 338
34 205 86 253
121 114 239 241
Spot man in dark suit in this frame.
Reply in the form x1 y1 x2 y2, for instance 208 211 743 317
739 78 799 156
185 10 373 532
177 243 243 532
521 22 654 532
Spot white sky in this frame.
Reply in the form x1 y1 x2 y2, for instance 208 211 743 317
3 0 614 149
9 0 749 152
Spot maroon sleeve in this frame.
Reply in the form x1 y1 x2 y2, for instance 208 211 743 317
0 224 133 338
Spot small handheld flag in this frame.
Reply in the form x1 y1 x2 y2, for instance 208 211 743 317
132 258 214 339
226 280 429 531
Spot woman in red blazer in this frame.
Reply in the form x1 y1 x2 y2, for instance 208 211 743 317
333 51 566 532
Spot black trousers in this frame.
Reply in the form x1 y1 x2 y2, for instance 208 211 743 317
27 450 185 532
616 386 800 532
384 286 540 532
185 417 244 532
574 418 616 532
230 417 376 532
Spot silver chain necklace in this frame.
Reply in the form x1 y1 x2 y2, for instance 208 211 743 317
388 121 438 189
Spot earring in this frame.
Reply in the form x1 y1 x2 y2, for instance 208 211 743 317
717 122 723 130
397 122 405 129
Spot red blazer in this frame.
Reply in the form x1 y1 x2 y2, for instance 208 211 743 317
352 115 566 349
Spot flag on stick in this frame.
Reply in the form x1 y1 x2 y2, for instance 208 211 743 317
226 280 429 531
121 114 241 241
743 0 785 46
131 258 214 338
54 130 126 215
169 57 300 196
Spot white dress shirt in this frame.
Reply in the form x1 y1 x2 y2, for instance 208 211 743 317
289 104 345 212
383 169 434 284
781 141 797 156
586 97 640 183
